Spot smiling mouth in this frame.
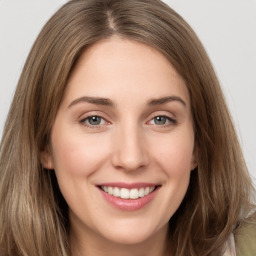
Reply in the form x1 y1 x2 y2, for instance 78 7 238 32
98 185 159 200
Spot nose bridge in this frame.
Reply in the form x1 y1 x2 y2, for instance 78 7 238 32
112 120 148 171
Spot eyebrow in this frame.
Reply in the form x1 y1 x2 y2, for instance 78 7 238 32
68 95 186 108
68 96 114 108
148 96 186 107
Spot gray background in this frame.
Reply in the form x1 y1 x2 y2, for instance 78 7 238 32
0 0 255 184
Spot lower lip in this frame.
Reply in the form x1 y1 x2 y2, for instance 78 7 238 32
98 187 159 211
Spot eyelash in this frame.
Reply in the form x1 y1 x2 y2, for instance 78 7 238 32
148 115 177 126
80 115 109 128
80 114 177 129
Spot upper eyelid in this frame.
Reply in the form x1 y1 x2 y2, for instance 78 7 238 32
147 115 177 124
79 111 111 121
80 114 176 126
147 111 176 120
80 115 109 123
79 110 176 118
150 113 175 119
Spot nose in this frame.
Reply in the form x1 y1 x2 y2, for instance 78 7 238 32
111 123 149 172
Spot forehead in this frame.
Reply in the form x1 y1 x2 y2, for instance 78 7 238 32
63 37 190 107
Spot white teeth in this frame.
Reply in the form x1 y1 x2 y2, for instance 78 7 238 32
120 188 130 199
108 186 113 195
138 188 144 197
149 187 154 193
130 188 139 199
101 186 156 199
113 187 120 197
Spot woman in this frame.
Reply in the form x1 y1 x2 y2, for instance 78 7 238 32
0 0 255 255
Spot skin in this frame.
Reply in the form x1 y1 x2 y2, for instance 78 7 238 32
41 37 197 256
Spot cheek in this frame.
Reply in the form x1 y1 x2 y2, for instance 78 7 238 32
151 131 195 176
51 129 110 177
50 131 110 212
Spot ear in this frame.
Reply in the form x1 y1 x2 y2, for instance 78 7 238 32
190 156 198 171
40 150 54 170
190 144 198 171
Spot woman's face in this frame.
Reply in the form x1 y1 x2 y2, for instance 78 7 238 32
42 37 196 247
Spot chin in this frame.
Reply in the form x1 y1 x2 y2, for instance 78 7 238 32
105 231 151 245
96 218 167 246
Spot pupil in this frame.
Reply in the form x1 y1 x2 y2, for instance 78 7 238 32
154 116 166 125
89 116 101 125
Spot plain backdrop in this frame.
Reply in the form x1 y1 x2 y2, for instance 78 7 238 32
0 0 255 183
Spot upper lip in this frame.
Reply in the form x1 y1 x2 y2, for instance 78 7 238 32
96 182 160 189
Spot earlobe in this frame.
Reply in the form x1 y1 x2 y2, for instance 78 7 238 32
191 145 198 171
40 150 54 170
190 158 198 171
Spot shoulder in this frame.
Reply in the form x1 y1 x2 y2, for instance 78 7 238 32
235 220 256 256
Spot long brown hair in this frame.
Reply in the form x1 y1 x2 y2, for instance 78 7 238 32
0 0 255 255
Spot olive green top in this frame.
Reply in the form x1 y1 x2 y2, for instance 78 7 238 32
236 222 256 256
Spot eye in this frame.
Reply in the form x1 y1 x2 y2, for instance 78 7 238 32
80 115 107 127
148 115 176 126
